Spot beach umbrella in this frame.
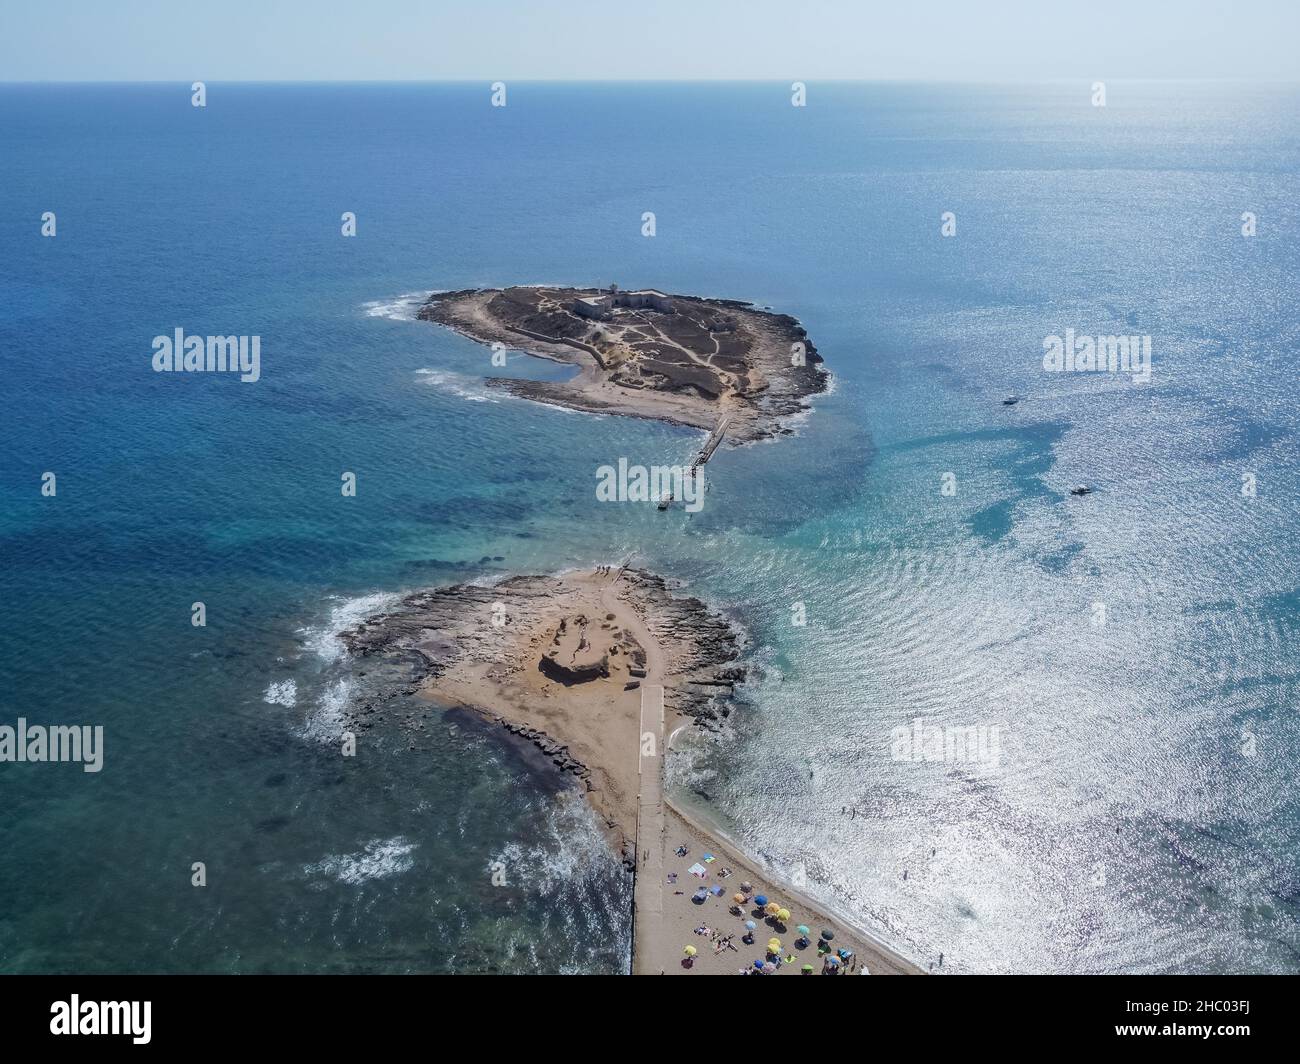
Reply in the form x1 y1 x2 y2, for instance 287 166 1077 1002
744 920 757 930
754 894 768 907
796 925 810 936
753 959 765 969
764 902 781 917
733 892 747 904
683 945 697 957
825 955 840 966
777 908 791 923
839 948 854 959
767 938 781 952
820 929 835 941
801 964 814 973
740 881 753 893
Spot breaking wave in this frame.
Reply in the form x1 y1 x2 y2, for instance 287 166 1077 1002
262 679 298 707
415 368 499 403
305 836 417 885
361 291 433 321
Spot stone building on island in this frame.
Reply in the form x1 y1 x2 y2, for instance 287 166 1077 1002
571 286 676 320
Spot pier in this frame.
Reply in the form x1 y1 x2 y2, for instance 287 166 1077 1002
694 415 730 467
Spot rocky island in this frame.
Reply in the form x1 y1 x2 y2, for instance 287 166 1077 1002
338 565 919 976
418 286 828 446
340 566 744 850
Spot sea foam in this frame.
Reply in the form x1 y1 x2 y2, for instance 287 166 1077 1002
299 591 400 665
415 368 498 403
360 291 435 321
262 679 298 707
305 836 417 885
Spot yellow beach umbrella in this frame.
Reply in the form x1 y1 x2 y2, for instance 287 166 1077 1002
777 908 791 923
764 902 781 917
683 945 697 957
733 892 747 904
767 938 782 953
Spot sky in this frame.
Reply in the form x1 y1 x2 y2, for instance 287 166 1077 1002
2 0 1298 82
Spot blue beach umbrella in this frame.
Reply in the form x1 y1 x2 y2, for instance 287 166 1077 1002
744 920 757 930
753 959 765 969
754 894 768 907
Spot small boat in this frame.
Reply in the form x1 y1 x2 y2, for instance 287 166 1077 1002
657 493 673 511
1069 485 1093 496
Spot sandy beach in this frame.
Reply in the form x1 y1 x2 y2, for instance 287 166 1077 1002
642 804 920 975
341 566 920 976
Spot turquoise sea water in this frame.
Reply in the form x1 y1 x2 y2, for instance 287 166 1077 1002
1 82 1298 973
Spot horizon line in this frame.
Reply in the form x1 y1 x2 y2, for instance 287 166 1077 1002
4 76 1298 86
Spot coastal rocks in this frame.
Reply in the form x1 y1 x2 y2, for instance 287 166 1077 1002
494 717 593 783
614 569 746 725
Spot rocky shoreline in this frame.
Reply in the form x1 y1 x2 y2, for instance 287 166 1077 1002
336 568 746 862
339 569 747 728
333 567 920 975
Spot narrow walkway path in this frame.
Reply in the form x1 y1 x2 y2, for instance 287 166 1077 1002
602 574 670 976
631 682 665 974
696 414 730 466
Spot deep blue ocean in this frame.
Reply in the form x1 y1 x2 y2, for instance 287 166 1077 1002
2 82 1298 973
